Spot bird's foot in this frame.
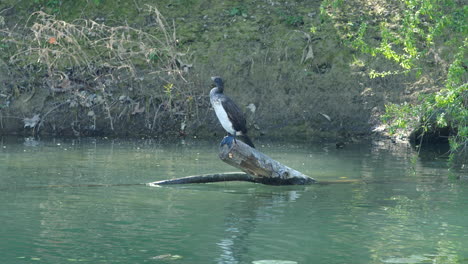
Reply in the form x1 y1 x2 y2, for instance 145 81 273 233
220 135 235 148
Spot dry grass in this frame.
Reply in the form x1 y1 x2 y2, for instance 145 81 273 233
4 6 200 135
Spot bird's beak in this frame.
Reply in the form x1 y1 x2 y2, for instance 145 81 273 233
211 76 216 81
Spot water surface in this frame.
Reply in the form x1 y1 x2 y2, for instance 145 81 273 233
0 137 467 264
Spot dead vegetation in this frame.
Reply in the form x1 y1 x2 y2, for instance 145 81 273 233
2 5 203 136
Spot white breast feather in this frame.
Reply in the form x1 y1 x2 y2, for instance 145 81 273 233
211 98 235 135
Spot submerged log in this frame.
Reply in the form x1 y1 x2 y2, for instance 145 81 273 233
218 139 316 185
147 172 254 186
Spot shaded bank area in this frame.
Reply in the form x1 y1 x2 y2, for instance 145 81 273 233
0 0 458 143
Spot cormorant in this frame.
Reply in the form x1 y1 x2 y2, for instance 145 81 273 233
210 76 255 148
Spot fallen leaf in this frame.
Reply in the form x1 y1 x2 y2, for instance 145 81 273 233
48 37 57 44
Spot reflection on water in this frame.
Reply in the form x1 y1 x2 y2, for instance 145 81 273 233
0 137 467 264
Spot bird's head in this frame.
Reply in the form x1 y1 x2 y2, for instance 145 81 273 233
211 76 224 92
211 76 223 86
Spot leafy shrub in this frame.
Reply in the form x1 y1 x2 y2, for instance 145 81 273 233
321 0 467 159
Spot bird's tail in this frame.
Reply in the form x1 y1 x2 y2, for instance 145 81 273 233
240 134 255 148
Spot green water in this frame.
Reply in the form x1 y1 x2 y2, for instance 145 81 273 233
0 137 467 264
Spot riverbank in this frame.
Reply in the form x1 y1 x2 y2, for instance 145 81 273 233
0 1 461 144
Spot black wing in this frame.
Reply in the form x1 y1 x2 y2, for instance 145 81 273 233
221 96 247 134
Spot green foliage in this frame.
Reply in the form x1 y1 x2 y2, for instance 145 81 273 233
382 45 467 157
34 0 61 14
321 0 467 158
368 69 409 79
283 15 304 27
164 83 173 97
277 9 304 27
381 102 415 135
310 26 317 34
149 52 159 62
384 40 467 156
33 0 103 16
323 0 465 73
228 6 247 17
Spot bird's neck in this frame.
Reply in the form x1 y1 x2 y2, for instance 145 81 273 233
215 84 224 94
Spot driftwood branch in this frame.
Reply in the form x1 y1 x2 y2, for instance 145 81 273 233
218 139 316 185
147 173 361 186
148 138 317 186
147 172 254 186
